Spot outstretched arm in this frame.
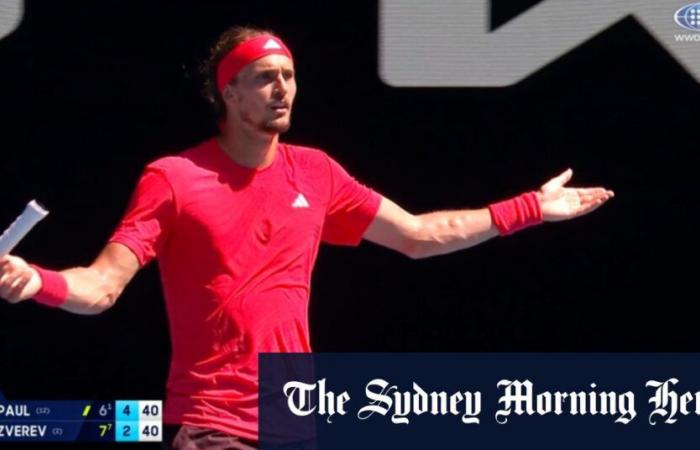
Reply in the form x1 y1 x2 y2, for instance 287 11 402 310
0 242 140 314
363 168 614 259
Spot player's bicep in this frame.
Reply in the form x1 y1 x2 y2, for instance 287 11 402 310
362 196 421 255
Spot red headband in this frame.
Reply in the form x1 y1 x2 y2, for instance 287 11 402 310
216 34 293 93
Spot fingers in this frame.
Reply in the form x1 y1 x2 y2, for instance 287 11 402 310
542 168 574 191
0 263 23 288
5 270 32 302
574 195 610 217
576 200 604 216
578 187 614 204
0 255 31 303
0 265 31 303
578 187 615 196
558 168 573 185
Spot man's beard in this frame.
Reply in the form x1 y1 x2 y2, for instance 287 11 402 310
241 110 291 134
260 116 291 134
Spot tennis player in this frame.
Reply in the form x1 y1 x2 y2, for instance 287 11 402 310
0 26 613 449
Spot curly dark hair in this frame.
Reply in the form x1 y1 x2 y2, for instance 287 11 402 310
200 25 279 121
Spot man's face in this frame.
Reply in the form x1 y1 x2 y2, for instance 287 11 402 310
224 54 296 135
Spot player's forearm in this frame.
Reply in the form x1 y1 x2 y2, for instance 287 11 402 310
15 265 126 314
2 243 140 313
407 208 499 259
54 266 125 315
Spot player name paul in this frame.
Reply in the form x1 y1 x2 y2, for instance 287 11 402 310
0 404 31 417
0 425 46 437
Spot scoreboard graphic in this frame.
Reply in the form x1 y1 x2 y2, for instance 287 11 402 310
0 391 162 442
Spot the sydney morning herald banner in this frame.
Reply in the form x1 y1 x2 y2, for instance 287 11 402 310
260 354 700 449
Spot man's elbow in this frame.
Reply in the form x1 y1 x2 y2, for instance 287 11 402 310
399 219 433 260
402 241 438 260
97 287 123 312
83 286 122 315
403 246 423 260
399 216 459 260
91 267 129 313
97 295 117 312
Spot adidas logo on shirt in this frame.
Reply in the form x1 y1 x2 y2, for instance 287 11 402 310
292 193 310 208
263 39 282 50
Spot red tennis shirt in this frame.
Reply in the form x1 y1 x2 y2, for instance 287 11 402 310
109 137 382 440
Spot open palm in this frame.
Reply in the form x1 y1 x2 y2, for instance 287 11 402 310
538 169 614 222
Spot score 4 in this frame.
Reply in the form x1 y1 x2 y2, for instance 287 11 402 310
115 400 162 442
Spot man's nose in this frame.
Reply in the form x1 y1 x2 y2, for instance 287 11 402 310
273 73 288 95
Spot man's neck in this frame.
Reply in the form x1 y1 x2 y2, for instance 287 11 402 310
218 127 279 170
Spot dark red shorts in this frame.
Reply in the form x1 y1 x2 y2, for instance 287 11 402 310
162 425 258 450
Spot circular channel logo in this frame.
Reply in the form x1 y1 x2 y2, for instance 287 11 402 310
675 3 700 32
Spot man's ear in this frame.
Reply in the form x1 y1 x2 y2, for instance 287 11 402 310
222 85 238 104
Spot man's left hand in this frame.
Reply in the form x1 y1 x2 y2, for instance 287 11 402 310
537 168 614 222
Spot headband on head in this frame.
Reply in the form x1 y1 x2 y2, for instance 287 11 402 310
216 34 293 93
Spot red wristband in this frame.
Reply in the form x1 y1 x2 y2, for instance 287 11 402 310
488 191 543 236
29 264 68 307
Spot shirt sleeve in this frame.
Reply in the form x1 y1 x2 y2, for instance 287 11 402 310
321 154 382 246
108 165 176 266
